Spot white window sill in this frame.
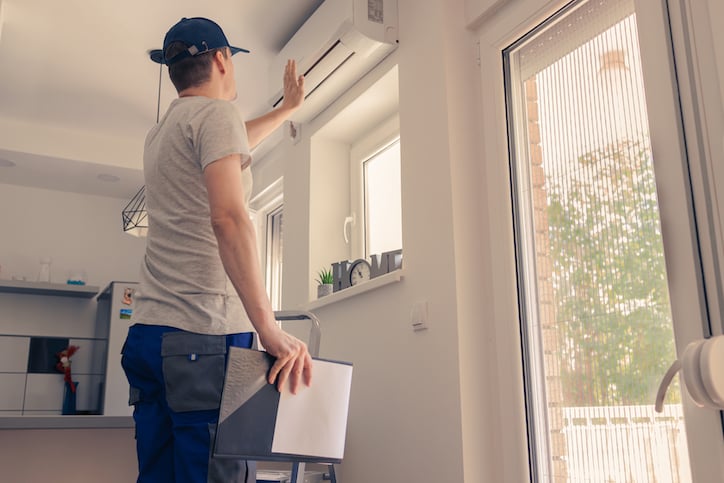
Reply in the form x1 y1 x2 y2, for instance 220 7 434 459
302 269 404 311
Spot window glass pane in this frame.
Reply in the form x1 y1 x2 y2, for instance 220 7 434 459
505 1 691 481
364 139 402 256
266 207 283 311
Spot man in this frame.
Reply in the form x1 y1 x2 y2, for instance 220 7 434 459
121 17 313 483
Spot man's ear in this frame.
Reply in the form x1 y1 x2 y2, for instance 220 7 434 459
213 50 228 74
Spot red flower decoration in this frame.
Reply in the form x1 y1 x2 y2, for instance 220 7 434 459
56 345 80 393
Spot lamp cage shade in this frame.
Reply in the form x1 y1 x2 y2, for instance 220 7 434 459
122 185 148 237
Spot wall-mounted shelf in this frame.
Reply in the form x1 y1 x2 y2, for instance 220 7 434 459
0 280 99 298
303 269 404 311
0 416 133 429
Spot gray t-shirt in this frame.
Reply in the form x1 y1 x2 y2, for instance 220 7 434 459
132 96 255 335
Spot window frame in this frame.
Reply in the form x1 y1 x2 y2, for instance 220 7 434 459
473 0 724 480
250 179 284 310
264 203 283 311
349 114 401 260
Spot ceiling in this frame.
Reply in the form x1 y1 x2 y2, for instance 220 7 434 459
0 0 324 198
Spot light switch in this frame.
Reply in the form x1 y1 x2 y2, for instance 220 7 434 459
411 301 428 332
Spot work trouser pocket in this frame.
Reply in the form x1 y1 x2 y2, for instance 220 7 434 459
120 339 143 406
161 332 227 412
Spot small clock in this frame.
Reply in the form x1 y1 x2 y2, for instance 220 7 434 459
349 259 371 286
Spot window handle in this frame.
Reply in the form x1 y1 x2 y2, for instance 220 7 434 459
344 214 356 244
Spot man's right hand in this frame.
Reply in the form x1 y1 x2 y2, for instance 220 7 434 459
279 59 305 113
258 324 313 394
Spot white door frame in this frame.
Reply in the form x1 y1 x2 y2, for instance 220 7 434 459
634 0 724 479
476 0 724 481
665 0 724 338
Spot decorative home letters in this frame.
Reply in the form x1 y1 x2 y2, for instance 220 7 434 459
331 261 351 292
383 249 403 272
370 254 388 278
331 249 403 292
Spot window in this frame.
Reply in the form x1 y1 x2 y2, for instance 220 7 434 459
363 138 402 256
250 179 284 310
307 61 401 300
264 205 283 311
504 1 691 481
350 115 402 259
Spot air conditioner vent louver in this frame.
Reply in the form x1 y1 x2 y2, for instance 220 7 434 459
272 40 356 109
268 0 398 123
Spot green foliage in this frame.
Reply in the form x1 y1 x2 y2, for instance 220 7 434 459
316 267 334 285
545 139 679 406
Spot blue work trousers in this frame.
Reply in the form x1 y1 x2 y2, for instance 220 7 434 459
121 323 256 483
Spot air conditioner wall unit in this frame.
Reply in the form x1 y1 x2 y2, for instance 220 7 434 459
268 0 398 123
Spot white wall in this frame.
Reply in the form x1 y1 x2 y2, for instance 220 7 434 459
0 183 144 482
313 2 468 479
277 135 313 310
252 0 489 481
443 1 502 481
309 137 351 299
0 184 145 286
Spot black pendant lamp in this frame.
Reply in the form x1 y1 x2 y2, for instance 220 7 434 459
122 60 163 236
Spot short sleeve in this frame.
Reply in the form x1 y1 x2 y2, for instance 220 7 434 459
190 100 252 170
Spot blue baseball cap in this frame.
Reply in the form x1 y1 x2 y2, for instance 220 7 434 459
149 17 249 65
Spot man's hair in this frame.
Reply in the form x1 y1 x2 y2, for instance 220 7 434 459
166 42 229 92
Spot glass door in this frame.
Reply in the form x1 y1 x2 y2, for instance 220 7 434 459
503 0 721 481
